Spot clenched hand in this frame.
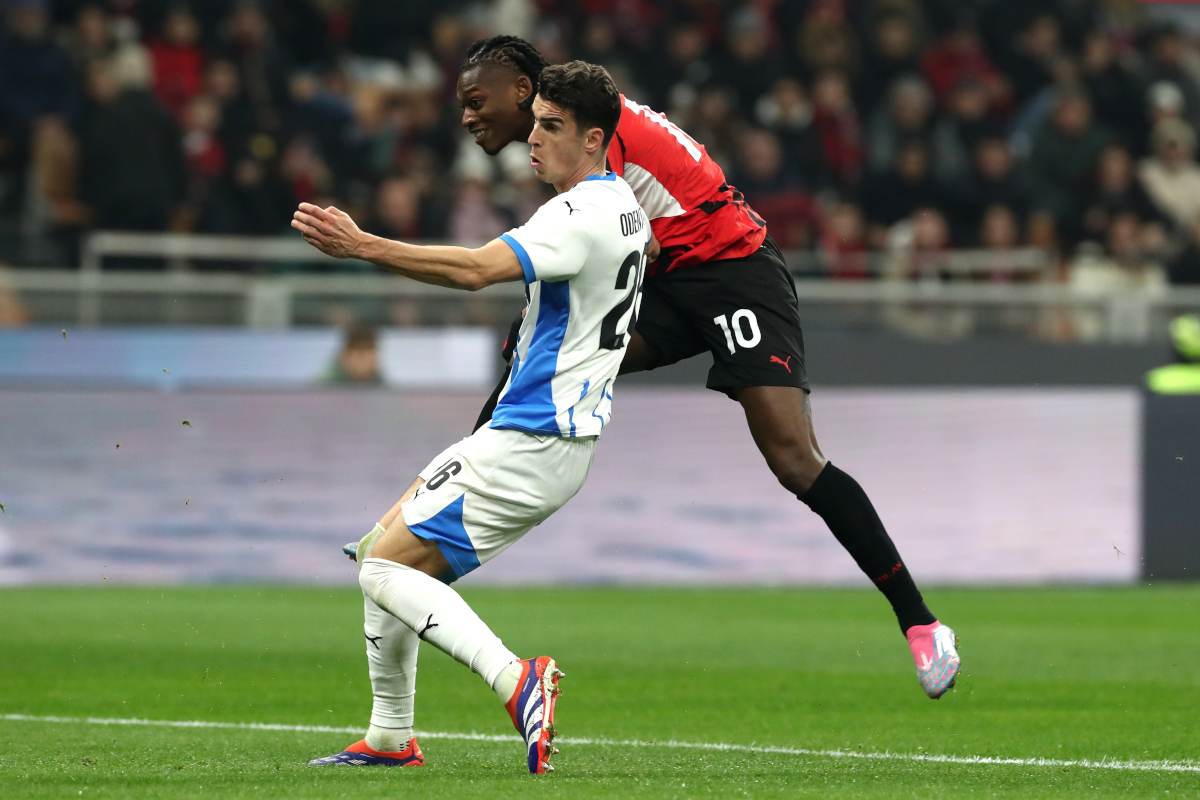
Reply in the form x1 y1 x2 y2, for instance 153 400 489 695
292 203 367 259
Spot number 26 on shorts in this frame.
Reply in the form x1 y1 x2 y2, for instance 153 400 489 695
713 309 762 354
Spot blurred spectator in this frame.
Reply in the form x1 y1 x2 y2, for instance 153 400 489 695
980 204 1020 250
866 75 934 175
182 94 226 185
718 5 783 117
882 207 976 338
1070 211 1167 341
1080 30 1144 151
448 178 508 247
371 176 421 240
347 0 433 63
640 19 714 113
24 114 87 235
279 133 333 208
857 10 924 115
198 153 290 236
795 1 859 81
1078 144 1161 245
148 6 204 122
1000 13 1063 107
728 128 816 249
755 78 829 190
682 84 739 170
811 69 864 188
948 136 1032 243
920 17 1009 112
1167 220 1200 285
79 57 185 232
61 4 116 69
1138 118 1200 234
205 58 256 160
1025 89 1111 222
324 326 383 386
1138 23 1200 139
930 77 1004 183
819 201 869 280
218 2 292 132
864 138 946 246
0 0 78 217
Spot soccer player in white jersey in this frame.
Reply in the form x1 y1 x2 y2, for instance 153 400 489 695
291 61 649 775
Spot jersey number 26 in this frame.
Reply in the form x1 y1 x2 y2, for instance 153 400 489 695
599 246 648 350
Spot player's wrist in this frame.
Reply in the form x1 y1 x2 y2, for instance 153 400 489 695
351 231 379 261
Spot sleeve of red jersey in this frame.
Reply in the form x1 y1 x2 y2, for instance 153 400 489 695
498 197 594 285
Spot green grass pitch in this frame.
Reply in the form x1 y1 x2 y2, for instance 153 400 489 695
1 585 1197 798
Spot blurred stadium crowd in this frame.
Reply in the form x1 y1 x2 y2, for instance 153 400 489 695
3 0 1200 291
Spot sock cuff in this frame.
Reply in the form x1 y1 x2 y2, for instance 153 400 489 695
472 641 518 690
797 461 841 508
358 523 388 565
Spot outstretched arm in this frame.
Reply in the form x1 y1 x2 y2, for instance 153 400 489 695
292 203 522 291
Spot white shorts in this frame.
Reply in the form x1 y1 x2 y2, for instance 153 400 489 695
401 426 596 580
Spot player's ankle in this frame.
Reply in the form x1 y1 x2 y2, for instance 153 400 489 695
365 724 414 753
491 659 523 703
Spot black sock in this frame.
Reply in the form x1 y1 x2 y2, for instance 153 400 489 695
799 462 936 633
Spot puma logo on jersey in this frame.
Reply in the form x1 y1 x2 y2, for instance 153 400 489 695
770 355 792 373
564 201 578 215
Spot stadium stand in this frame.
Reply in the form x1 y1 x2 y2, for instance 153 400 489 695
1 0 1200 337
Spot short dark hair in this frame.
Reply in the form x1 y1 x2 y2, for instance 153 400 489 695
536 61 621 148
461 36 549 111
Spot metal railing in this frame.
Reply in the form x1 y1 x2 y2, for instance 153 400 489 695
1 232 1197 339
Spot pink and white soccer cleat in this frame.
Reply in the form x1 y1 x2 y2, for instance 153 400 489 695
504 656 565 774
907 622 960 699
307 737 424 766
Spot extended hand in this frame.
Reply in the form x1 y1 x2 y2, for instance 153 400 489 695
292 203 367 259
647 234 661 264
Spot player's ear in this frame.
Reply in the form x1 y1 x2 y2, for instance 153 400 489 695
514 75 534 110
583 126 605 155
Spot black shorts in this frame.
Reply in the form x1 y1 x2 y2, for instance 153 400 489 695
634 236 808 399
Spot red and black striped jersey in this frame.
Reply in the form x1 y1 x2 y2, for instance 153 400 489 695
606 95 767 275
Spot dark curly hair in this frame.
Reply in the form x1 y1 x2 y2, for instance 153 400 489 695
461 35 550 111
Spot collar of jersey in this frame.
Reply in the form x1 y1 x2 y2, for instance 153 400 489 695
581 172 616 182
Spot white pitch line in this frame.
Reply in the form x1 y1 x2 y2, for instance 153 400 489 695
3 714 1198 774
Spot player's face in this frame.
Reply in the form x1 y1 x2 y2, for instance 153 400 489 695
456 66 534 156
527 96 600 187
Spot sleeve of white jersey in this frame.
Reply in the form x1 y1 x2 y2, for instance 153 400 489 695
498 197 594 284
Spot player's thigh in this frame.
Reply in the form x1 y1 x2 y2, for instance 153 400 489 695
623 277 708 373
666 241 810 399
398 428 596 581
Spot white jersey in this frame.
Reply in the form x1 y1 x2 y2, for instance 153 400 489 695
493 172 650 438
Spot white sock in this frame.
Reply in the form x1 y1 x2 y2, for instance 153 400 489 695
362 593 417 752
360 558 518 691
491 660 523 704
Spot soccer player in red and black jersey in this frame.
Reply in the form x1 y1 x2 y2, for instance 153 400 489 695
459 36 960 699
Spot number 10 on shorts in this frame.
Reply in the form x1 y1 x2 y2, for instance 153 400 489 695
713 310 762 354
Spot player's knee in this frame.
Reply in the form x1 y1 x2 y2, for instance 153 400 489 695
763 442 825 495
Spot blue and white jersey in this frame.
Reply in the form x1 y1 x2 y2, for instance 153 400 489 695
493 172 650 438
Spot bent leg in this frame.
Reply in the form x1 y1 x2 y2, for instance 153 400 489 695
617 330 664 375
738 386 936 633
